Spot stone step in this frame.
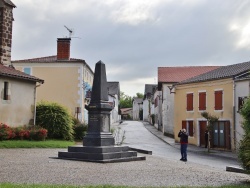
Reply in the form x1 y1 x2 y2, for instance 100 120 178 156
68 145 130 153
58 150 137 160
57 155 146 163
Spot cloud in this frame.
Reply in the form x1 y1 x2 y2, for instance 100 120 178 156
11 0 250 96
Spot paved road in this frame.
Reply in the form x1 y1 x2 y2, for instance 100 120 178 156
118 121 241 170
0 120 249 187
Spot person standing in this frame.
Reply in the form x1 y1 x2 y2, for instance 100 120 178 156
178 129 188 162
205 129 209 148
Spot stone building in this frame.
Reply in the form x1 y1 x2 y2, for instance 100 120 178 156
0 0 15 66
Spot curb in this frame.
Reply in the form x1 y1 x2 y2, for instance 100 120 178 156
226 166 246 174
129 147 153 155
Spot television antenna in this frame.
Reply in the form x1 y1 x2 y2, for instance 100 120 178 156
64 25 73 38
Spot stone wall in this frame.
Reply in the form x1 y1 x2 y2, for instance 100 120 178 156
0 4 13 66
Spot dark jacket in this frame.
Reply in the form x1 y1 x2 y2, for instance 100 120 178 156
178 131 188 144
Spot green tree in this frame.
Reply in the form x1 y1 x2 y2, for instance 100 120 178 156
135 92 143 98
239 97 250 173
120 92 133 108
201 111 219 152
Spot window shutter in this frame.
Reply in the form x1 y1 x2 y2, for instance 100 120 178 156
186 93 193 111
182 121 187 129
215 90 223 110
199 92 206 110
188 121 194 137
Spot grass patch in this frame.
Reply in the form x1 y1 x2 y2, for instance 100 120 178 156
0 183 249 188
0 140 75 148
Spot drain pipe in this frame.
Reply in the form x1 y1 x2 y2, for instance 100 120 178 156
33 83 42 125
233 80 236 151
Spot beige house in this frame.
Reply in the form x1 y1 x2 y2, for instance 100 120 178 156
0 0 44 126
12 38 94 123
132 97 143 120
174 61 250 151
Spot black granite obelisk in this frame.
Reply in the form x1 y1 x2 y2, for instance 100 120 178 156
83 61 114 146
58 61 145 163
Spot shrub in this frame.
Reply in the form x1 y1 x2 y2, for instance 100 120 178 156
0 124 47 141
14 127 30 140
36 101 74 140
0 123 15 140
239 97 250 173
29 127 48 141
73 124 88 140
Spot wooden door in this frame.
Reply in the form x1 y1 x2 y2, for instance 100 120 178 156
199 121 207 146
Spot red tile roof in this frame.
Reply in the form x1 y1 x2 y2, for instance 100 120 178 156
120 108 132 114
0 64 44 83
158 66 220 83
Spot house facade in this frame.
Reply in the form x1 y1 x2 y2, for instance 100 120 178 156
0 64 44 126
143 84 157 122
174 61 250 151
12 38 94 123
234 75 250 149
132 97 143 120
158 66 219 137
153 87 162 130
107 81 121 124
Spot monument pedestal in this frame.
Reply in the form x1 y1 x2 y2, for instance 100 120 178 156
58 145 146 163
57 61 146 163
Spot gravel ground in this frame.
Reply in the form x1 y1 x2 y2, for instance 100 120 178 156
0 149 249 187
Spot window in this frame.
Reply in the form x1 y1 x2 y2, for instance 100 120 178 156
186 93 193 111
154 97 158 107
23 67 31 75
3 82 10 100
214 90 223 110
238 97 247 112
199 92 206 111
182 120 194 137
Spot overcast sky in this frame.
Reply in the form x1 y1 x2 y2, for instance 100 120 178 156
11 0 250 96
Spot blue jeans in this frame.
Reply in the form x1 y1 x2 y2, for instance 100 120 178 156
181 144 188 159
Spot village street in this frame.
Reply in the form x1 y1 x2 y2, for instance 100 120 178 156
0 120 249 187
118 120 241 170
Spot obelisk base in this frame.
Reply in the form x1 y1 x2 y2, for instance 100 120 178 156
58 145 146 163
83 132 115 146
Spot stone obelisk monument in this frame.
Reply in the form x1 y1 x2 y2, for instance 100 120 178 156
83 61 114 147
58 61 145 162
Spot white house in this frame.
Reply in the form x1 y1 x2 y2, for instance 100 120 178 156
107 82 121 124
143 84 157 122
132 97 143 120
234 73 250 149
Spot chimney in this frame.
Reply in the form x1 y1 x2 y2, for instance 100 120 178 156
57 38 71 60
0 0 16 67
